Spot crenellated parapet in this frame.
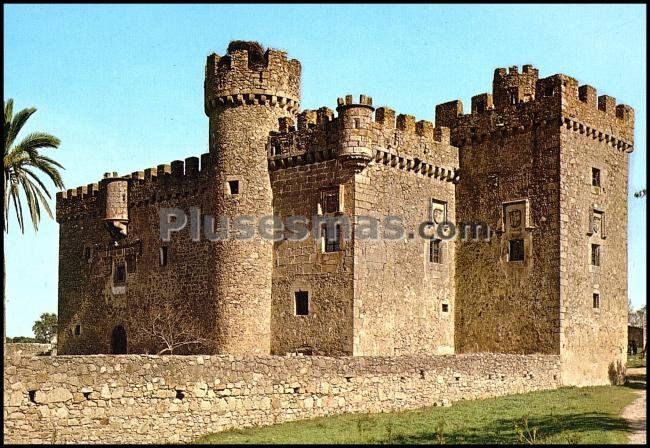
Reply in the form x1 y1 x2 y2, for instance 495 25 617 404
56 153 216 222
204 41 301 115
435 65 634 152
268 94 459 181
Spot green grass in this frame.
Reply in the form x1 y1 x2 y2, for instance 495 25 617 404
196 385 639 444
627 353 646 368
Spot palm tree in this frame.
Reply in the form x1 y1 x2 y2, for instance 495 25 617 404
4 98 65 343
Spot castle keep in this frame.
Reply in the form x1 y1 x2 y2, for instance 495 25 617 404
56 41 634 386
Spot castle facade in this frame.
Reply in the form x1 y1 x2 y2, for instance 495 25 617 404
56 41 634 386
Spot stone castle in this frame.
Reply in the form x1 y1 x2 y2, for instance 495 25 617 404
55 41 634 386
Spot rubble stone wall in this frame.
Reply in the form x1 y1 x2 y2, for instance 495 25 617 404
3 352 560 444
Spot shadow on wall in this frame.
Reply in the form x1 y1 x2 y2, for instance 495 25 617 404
608 360 626 385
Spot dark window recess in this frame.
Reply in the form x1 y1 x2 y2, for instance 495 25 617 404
126 254 136 273
28 390 37 403
442 303 449 313
593 293 600 309
354 118 361 129
160 246 168 267
228 180 240 195
592 168 601 187
114 264 126 284
175 390 185 400
74 325 81 336
323 225 341 252
429 239 442 263
509 239 525 262
295 291 309 316
322 191 339 214
591 244 601 266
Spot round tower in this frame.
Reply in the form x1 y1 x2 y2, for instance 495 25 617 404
102 172 128 237
204 41 301 354
336 94 374 170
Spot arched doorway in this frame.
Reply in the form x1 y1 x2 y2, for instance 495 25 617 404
111 325 127 354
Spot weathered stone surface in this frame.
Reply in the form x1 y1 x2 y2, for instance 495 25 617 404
3 352 560 444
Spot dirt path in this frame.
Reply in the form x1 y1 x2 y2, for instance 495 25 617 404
623 367 646 445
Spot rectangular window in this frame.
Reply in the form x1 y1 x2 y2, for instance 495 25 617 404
295 291 309 316
323 225 341 252
228 180 240 195
429 239 442 263
114 264 126 284
160 246 168 266
74 324 81 336
322 190 339 214
442 303 449 313
591 244 601 266
592 168 601 187
593 293 600 309
509 239 525 262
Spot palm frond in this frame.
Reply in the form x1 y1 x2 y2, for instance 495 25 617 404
6 107 37 151
13 131 60 155
3 99 64 233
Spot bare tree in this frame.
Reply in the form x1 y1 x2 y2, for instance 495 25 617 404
123 298 210 355
629 301 646 327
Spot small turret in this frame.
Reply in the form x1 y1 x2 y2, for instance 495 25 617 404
493 64 538 109
336 94 374 170
102 172 128 237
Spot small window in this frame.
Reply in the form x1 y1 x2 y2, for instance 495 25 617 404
160 246 168 267
228 180 240 195
74 325 81 336
323 225 341 253
509 239 525 262
593 293 600 309
592 168 601 187
591 244 601 266
114 264 126 284
321 190 339 214
429 239 442 263
295 291 309 316
442 303 449 313
353 118 361 129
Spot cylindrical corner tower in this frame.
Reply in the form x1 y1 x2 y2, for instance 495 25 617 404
204 41 301 354
336 94 374 171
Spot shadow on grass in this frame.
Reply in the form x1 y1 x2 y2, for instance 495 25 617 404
389 412 631 444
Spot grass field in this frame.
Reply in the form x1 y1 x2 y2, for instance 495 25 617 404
196 384 639 444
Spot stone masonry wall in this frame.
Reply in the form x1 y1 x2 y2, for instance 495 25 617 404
557 77 633 386
270 159 357 356
4 352 560 444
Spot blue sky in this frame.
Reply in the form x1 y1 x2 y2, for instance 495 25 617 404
3 4 646 337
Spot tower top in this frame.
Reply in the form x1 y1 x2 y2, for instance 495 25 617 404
204 40 301 115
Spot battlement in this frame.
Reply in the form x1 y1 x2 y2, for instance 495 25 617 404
268 94 457 176
435 66 634 148
205 41 301 115
56 153 216 222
